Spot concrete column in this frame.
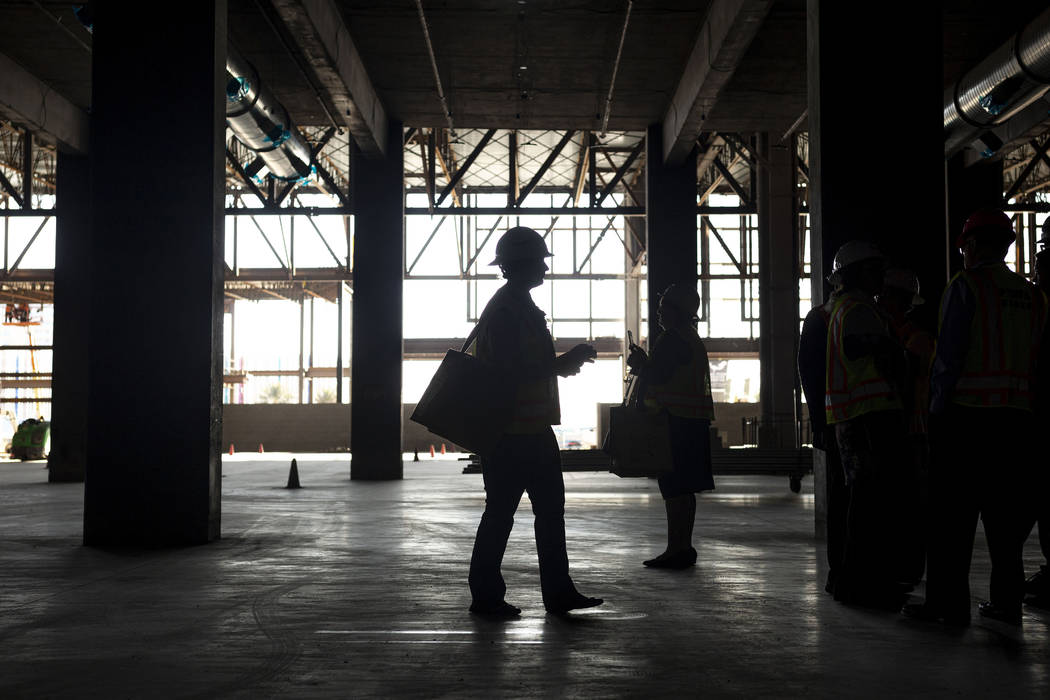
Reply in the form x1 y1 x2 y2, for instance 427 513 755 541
757 133 798 448
807 0 943 535
83 1 226 545
807 0 944 306
350 120 404 480
47 150 90 483
946 156 1004 277
645 123 697 341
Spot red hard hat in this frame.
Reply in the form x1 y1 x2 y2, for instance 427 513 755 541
957 208 1015 248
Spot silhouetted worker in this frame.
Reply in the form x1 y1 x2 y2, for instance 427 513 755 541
905 209 1047 626
627 283 715 569
467 226 603 618
824 241 908 609
1024 219 1050 607
4 304 12 323
798 277 846 593
877 268 934 586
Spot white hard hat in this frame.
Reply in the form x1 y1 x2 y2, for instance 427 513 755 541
827 240 885 286
883 267 924 306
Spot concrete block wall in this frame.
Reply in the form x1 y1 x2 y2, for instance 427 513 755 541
221 404 467 454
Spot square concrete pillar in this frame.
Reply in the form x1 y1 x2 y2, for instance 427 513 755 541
807 0 943 536
48 150 90 483
350 121 404 480
757 133 798 448
83 1 226 545
645 123 698 339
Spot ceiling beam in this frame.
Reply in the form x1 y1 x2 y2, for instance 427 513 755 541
0 52 88 154
269 0 388 157
662 0 771 164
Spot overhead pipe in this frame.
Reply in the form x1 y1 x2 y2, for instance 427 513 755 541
226 44 313 183
944 7 1050 158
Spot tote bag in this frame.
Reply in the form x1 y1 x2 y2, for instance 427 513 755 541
410 324 514 456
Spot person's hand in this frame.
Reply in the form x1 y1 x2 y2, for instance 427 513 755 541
555 344 597 377
626 345 648 375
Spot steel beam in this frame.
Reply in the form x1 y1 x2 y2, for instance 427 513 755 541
711 156 751 204
0 52 89 153
269 0 388 156
662 0 772 163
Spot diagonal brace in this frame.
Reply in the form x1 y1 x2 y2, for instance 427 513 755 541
437 129 497 206
711 156 750 205
596 139 644 206
515 130 576 206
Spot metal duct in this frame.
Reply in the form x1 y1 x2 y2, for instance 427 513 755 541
226 45 312 182
944 7 1050 158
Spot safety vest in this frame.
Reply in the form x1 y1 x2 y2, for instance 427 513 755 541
948 263 1047 411
825 292 902 424
472 288 561 433
643 328 715 421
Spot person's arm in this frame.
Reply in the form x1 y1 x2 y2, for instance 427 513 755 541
929 278 974 415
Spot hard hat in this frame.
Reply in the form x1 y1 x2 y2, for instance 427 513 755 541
957 208 1015 248
659 283 700 317
827 240 885 286
489 226 552 266
883 267 924 306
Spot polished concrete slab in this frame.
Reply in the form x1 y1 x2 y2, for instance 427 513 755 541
1 454 1048 698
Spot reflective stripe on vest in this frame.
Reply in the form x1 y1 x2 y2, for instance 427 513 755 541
644 328 715 420
824 293 902 424
949 264 1047 411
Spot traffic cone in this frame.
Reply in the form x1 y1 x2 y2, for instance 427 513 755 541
258 443 265 453
429 444 435 458
228 444 235 456
286 458 301 489
440 443 446 455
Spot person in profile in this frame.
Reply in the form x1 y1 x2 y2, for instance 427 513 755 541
627 283 715 569
467 226 603 618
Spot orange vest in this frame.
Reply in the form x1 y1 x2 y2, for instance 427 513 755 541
948 264 1047 411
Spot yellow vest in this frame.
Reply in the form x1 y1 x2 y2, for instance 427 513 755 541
825 292 902 424
949 264 1047 411
643 328 715 421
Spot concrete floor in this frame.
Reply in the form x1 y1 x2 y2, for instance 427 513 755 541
1 454 1048 699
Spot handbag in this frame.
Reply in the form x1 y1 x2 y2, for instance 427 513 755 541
409 320 515 456
602 375 674 478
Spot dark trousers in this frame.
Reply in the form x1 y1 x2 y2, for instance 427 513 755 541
833 410 908 606
927 407 1036 617
468 429 574 606
822 426 848 590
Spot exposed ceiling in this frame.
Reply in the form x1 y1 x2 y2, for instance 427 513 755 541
1 1 1050 176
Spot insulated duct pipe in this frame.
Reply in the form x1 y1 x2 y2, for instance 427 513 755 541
226 45 313 182
944 7 1050 158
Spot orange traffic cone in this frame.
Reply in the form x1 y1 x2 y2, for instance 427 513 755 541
440 443 446 455
228 444 235 456
429 444 435 458
258 443 265 453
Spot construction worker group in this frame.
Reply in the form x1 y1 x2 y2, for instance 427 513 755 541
799 208 1050 625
